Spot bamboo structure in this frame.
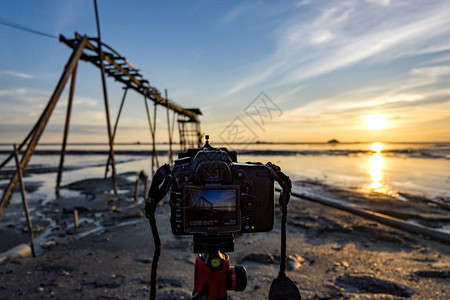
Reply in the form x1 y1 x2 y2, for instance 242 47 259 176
0 33 202 218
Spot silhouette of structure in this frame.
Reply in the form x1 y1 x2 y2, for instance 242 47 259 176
197 196 213 211
0 32 202 218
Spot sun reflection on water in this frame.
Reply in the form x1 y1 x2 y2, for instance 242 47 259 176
367 142 397 196
370 152 383 190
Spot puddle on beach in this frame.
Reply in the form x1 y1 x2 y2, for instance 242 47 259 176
0 155 150 254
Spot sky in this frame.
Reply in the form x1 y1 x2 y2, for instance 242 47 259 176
0 0 449 144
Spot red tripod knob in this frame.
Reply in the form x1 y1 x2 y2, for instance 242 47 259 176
193 251 247 300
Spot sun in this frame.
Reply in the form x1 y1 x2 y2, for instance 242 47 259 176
366 114 387 130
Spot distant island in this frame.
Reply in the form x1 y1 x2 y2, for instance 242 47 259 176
327 139 340 144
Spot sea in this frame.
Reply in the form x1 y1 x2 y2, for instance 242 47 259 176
1 141 449 204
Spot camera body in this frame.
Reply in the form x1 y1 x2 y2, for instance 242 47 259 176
170 145 274 236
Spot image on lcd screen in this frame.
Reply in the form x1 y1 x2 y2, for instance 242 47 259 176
184 186 239 232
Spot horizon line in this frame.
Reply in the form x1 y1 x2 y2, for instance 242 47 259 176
0 141 449 146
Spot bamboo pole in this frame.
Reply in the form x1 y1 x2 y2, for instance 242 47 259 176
152 102 159 169
13 145 36 257
285 188 450 244
94 0 118 195
144 95 156 173
165 89 173 164
74 209 79 229
105 87 128 178
134 179 141 203
144 175 149 202
56 63 78 195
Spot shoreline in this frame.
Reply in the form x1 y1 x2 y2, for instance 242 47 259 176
1 147 449 159
0 174 449 298
1 141 450 146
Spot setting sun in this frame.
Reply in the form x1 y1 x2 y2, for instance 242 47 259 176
366 114 387 130
371 142 382 152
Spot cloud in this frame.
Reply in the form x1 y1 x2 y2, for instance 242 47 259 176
226 0 450 94
1 70 33 79
281 6 450 85
218 3 251 25
309 30 335 44
366 0 391 6
410 66 450 78
0 88 27 97
0 87 106 129
290 81 449 119
270 52 450 135
420 52 450 66
276 85 307 104
73 96 100 108
274 89 450 136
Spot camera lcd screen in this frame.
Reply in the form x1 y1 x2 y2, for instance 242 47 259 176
183 186 240 233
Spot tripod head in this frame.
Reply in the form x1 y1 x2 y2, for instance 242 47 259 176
193 234 234 253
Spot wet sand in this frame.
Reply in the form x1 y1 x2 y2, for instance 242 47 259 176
0 174 449 299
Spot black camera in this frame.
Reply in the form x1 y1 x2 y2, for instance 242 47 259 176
169 140 275 236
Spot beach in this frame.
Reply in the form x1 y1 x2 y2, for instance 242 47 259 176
0 175 449 299
0 143 449 299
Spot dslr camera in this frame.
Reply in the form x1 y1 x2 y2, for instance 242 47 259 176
170 138 275 237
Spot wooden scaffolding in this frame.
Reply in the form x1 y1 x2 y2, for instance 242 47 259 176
0 32 202 218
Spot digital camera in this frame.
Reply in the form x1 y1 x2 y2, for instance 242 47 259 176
170 142 275 236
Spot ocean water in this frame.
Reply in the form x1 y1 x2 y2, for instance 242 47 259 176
0 142 449 204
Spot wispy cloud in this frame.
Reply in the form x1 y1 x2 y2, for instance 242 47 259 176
284 61 450 117
420 52 450 66
1 70 33 79
261 46 450 140
410 66 450 78
309 30 335 44
276 82 450 135
218 2 251 25
0 88 104 124
0 88 26 97
283 10 450 85
366 0 391 6
227 0 450 94
276 85 307 104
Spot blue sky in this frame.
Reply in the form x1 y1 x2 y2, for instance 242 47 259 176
1 0 449 143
